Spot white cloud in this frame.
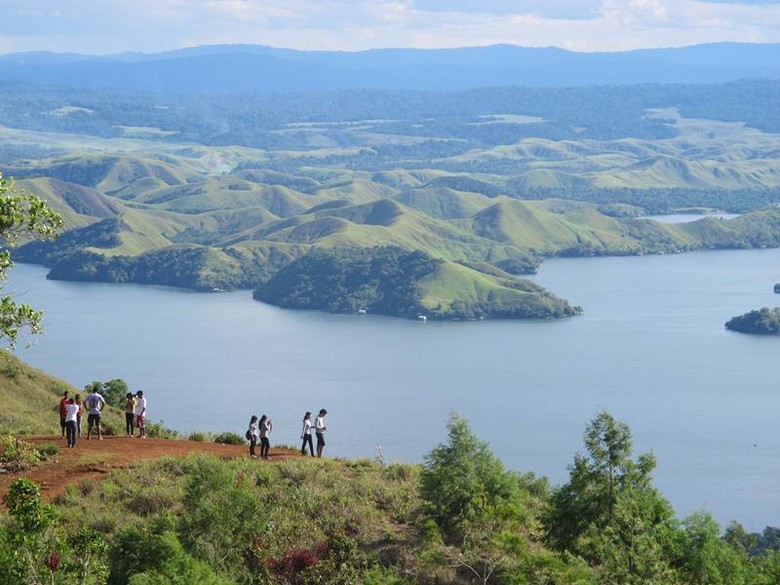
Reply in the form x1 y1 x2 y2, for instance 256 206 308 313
0 0 779 54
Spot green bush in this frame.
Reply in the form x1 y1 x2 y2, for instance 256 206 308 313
212 431 244 445
187 432 209 443
0 435 41 471
36 443 60 458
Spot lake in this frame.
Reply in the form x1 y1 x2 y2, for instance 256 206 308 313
7 249 780 531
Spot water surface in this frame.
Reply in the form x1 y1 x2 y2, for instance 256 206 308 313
7 249 780 530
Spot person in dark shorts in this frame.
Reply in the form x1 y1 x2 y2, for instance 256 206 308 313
59 391 70 438
85 386 106 440
315 408 327 458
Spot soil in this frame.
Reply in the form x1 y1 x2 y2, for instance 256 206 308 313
0 434 299 502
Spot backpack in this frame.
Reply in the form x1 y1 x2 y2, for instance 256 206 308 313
245 429 252 441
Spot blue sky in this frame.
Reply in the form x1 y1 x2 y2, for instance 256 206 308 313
1 0 779 55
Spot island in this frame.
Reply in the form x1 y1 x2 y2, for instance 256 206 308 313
725 307 780 335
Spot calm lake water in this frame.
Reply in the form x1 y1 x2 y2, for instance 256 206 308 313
7 249 780 531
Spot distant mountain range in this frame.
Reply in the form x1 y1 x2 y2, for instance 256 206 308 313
0 43 779 92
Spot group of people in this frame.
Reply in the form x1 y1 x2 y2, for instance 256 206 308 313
246 408 328 460
124 391 148 438
58 387 147 448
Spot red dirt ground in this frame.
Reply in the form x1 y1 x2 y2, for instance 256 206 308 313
0 435 299 502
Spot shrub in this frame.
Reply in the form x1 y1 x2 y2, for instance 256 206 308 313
187 432 209 442
145 420 179 439
212 431 245 445
0 435 41 471
36 443 60 458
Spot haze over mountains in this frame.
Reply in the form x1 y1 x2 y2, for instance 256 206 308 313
1 43 779 92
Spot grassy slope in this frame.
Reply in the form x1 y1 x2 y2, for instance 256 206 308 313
5 110 780 316
0 353 123 435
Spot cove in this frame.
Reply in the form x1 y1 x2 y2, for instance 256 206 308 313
7 247 780 531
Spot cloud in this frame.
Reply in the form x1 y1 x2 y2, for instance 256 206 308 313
0 0 779 55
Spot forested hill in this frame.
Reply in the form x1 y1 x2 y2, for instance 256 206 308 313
0 42 779 92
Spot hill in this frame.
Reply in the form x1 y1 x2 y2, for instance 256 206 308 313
0 353 123 435
2 78 780 318
1 43 779 92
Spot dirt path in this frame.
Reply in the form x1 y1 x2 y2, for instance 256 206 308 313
1 435 299 502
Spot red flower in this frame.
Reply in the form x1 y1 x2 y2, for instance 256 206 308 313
48 552 59 571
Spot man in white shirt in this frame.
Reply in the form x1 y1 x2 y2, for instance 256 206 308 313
65 398 79 448
85 387 106 440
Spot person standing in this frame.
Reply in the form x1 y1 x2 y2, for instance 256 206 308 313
315 408 328 458
135 391 147 438
124 392 136 437
85 386 106 440
59 391 70 438
248 415 259 458
259 414 272 459
64 398 79 448
74 393 83 437
300 411 314 457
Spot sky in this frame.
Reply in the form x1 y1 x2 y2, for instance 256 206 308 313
1 0 779 55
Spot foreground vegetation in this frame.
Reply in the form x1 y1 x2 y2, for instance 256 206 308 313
2 412 780 584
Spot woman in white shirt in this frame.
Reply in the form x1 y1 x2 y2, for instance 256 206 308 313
248 415 259 458
315 408 327 458
300 411 314 457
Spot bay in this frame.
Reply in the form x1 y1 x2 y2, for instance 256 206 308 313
6 248 780 531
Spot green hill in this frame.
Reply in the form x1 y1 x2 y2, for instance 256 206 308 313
0 353 123 435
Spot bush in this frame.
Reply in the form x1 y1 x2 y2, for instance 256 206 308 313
212 432 245 445
187 432 209 442
36 443 60 458
0 435 41 471
145 420 179 439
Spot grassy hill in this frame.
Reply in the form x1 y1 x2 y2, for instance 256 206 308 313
4 85 780 319
0 353 123 435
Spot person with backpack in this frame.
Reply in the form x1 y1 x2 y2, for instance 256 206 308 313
85 386 106 440
247 415 259 458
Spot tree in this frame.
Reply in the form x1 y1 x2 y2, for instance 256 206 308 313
0 173 63 348
544 411 678 583
420 413 526 584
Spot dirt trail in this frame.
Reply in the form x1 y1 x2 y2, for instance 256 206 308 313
1 435 298 502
